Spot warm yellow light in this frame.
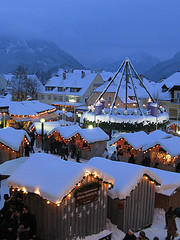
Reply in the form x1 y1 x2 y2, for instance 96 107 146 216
35 189 40 195
85 170 91 177
88 125 93 129
47 201 50 204
77 183 81 187
108 184 112 189
151 181 154 184
22 187 27 194
68 193 71 198
40 118 45 123
93 173 97 178
144 176 148 180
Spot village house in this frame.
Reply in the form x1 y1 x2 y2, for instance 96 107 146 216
88 157 161 233
38 69 113 112
7 153 114 240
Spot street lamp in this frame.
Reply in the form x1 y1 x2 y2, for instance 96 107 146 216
40 118 45 150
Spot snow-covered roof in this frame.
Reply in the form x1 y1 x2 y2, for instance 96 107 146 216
159 72 180 90
88 157 161 199
48 125 81 139
147 167 180 196
0 100 55 116
0 157 28 176
7 153 114 203
109 131 149 150
43 70 104 96
48 126 109 143
110 130 172 150
30 121 62 135
79 127 109 143
142 136 180 157
0 127 30 151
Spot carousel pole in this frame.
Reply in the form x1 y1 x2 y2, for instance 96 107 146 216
109 63 126 114
127 62 143 115
93 60 125 108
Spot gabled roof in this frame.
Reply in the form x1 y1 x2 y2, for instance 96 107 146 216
48 126 109 143
0 127 30 151
88 157 161 199
142 136 180 157
147 167 180 196
7 153 114 203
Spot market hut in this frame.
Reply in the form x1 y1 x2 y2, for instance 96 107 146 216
0 127 30 164
142 136 180 171
88 157 161 233
149 167 180 211
48 126 109 159
7 153 114 240
167 121 180 133
110 131 149 164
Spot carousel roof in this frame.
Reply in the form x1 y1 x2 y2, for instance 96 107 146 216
142 136 180 157
148 167 180 196
7 153 114 204
0 127 30 151
88 157 161 200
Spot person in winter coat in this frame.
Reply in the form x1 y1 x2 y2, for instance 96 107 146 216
1 211 18 240
165 207 177 240
128 154 136 164
137 230 149 240
111 151 117 161
18 205 36 240
102 148 110 159
123 228 136 240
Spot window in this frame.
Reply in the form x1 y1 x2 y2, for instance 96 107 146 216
41 95 44 99
59 96 63 101
58 87 64 92
70 88 81 92
48 95 51 100
54 96 57 101
176 92 180 100
45 87 55 91
108 96 112 102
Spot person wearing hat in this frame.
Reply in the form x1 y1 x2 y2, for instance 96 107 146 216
137 230 149 240
123 229 136 240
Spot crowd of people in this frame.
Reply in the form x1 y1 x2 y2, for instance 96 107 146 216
0 192 37 240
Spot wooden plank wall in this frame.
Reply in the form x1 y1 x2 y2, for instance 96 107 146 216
23 179 108 240
107 178 155 233
155 189 180 211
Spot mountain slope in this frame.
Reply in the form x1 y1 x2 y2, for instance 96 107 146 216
144 52 180 81
0 37 84 74
88 52 160 74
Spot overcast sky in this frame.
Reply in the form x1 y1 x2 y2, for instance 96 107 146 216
0 0 180 65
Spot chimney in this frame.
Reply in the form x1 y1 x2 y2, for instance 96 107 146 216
63 72 66 80
81 71 85 78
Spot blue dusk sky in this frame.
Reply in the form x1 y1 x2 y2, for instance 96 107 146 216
0 0 179 64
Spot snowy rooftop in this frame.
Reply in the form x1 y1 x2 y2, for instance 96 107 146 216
147 167 180 196
0 127 30 151
0 157 28 176
7 153 114 203
0 100 55 116
88 157 161 199
48 126 109 143
142 136 180 157
109 130 172 150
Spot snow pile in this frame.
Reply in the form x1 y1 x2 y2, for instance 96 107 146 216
147 167 180 196
7 153 114 203
77 230 112 240
0 127 30 151
88 157 161 199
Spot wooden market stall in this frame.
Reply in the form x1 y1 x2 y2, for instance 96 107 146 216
142 136 180 172
48 126 109 159
7 153 114 240
149 167 180 211
88 157 161 233
0 127 30 164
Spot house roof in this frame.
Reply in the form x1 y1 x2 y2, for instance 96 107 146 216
7 153 114 204
88 157 161 199
0 127 30 151
110 130 172 150
147 167 180 196
142 136 180 157
48 126 109 143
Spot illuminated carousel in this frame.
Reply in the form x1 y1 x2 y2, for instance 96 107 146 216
81 58 169 129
